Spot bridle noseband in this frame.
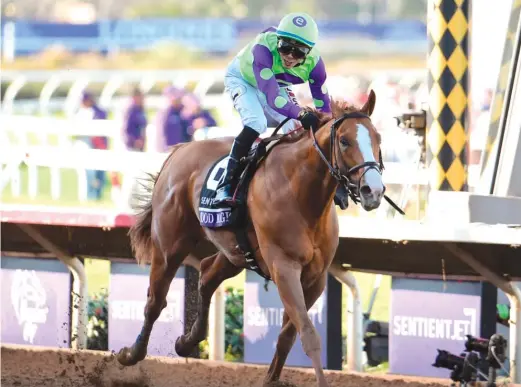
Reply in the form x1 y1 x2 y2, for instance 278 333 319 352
309 111 405 215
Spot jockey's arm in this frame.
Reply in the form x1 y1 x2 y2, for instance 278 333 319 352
308 58 331 113
252 44 302 119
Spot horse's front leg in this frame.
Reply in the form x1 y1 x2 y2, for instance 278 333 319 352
264 274 327 385
270 257 329 387
117 247 185 366
175 251 243 357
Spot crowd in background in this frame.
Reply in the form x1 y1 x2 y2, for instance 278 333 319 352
76 85 217 200
75 78 493 202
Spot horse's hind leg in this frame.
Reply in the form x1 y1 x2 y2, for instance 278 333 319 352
271 260 329 387
264 275 326 385
117 244 188 366
175 251 242 357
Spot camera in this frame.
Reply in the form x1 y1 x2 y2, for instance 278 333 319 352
433 334 508 386
432 349 465 370
465 335 490 354
394 109 427 131
432 349 478 385
488 334 507 367
394 109 427 163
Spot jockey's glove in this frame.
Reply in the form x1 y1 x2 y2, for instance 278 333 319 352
298 110 319 133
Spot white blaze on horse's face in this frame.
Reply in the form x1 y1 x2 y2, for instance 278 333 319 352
356 123 384 210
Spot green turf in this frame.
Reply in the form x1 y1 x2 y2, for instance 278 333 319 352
1 164 113 207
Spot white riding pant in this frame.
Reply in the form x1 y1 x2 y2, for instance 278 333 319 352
224 57 299 135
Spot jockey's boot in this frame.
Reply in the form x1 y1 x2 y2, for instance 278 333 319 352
213 156 241 207
213 126 259 208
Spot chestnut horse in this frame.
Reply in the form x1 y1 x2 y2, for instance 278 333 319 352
116 90 385 387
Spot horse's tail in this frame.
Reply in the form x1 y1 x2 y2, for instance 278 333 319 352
128 143 188 265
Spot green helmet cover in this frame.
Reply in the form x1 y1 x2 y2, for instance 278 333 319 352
276 12 319 48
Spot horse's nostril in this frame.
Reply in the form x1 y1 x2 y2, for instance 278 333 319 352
360 185 371 196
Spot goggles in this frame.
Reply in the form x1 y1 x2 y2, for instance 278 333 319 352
277 39 311 59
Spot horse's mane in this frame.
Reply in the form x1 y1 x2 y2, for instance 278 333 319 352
277 99 362 144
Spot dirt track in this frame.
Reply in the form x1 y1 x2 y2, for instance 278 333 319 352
0 344 474 387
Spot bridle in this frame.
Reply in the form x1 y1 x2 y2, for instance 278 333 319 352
308 111 405 215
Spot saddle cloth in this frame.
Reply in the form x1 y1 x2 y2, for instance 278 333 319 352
198 155 234 228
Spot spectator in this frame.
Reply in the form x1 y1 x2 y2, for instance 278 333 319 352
122 87 148 151
75 91 107 201
154 85 188 151
180 93 217 140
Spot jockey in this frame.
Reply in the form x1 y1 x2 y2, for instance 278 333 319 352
214 12 336 208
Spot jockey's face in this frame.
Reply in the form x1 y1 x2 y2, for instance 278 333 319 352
277 38 311 68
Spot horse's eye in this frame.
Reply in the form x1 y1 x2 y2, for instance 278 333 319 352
340 137 349 147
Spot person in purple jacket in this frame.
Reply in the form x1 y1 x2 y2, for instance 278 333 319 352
213 12 334 207
181 93 218 140
123 88 148 151
155 86 188 151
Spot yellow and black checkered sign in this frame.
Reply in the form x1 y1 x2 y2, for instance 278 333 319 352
426 0 469 191
480 0 521 175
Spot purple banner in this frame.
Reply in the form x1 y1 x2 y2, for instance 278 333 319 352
1 256 71 347
108 262 185 357
390 278 481 378
243 270 328 367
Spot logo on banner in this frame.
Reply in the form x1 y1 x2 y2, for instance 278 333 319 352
111 290 182 322
246 293 325 327
392 307 477 341
10 269 49 344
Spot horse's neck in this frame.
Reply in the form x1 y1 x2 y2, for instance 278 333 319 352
287 123 338 220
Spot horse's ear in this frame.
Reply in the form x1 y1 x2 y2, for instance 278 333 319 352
330 98 343 118
361 89 376 116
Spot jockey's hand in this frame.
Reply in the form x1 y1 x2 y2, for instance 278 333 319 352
298 110 319 133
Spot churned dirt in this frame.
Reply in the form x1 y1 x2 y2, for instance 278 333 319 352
0 344 501 387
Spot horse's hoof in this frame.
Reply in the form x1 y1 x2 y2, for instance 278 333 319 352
116 346 145 367
174 336 192 357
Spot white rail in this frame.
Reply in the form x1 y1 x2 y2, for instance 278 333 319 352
1 113 484 208
0 69 427 116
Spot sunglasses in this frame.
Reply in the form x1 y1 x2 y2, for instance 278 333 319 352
277 39 311 59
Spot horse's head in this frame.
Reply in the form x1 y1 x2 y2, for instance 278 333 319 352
327 90 384 211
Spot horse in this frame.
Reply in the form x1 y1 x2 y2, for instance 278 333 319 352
116 90 386 387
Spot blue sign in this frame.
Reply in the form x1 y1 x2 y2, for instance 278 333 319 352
5 19 103 54
3 18 237 55
1 18 426 57
243 270 328 367
235 19 426 41
103 19 236 52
